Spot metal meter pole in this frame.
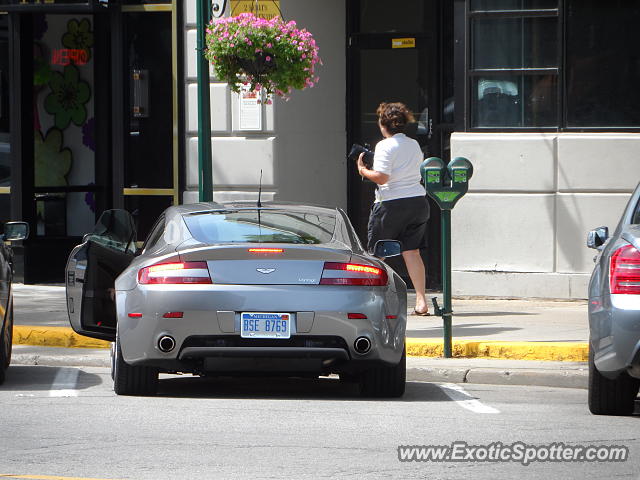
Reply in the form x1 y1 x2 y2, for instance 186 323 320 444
441 209 453 357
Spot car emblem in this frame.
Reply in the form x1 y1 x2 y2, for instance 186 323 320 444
257 268 276 274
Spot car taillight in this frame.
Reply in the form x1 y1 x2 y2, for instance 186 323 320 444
610 244 640 294
320 262 388 286
138 261 212 285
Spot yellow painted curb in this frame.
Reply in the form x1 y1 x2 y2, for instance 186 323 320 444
13 326 110 349
12 327 588 361
406 338 588 361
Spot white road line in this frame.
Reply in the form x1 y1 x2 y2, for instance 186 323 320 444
49 368 80 397
438 383 500 414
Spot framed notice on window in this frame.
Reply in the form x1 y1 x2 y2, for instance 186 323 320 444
239 84 262 131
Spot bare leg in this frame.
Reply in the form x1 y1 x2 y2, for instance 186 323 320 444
402 249 428 313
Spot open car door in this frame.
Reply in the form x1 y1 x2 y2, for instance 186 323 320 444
66 210 137 341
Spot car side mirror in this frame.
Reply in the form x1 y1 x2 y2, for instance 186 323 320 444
373 240 402 258
3 221 29 242
587 226 608 249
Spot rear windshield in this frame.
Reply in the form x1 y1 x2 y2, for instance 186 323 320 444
183 209 336 244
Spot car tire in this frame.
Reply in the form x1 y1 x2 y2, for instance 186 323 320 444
359 347 406 398
113 334 158 396
0 303 13 386
588 346 639 415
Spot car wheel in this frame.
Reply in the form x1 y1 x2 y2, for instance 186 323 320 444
588 346 639 415
113 334 158 396
359 347 406 398
0 303 13 385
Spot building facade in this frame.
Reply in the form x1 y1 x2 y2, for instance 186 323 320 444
2 0 639 299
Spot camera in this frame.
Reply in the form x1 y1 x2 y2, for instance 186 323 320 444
348 143 374 169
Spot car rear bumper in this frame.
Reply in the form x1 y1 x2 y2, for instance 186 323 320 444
115 283 407 373
590 294 640 377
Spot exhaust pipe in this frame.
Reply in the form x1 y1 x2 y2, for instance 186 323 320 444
354 336 371 355
158 335 176 353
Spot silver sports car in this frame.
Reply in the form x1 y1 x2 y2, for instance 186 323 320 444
65 202 407 397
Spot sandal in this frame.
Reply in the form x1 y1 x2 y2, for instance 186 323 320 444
412 309 431 316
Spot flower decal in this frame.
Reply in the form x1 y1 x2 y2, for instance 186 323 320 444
44 65 91 130
62 18 93 62
34 128 72 188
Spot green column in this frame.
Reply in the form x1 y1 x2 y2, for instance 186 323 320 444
196 0 213 202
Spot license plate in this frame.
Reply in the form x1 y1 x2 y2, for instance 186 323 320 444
240 312 291 339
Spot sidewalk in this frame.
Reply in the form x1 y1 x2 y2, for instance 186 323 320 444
10 284 590 388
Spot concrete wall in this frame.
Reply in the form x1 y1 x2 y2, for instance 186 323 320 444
450 133 640 298
182 0 346 208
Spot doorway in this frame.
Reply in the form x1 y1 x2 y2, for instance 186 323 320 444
347 0 453 289
118 4 179 240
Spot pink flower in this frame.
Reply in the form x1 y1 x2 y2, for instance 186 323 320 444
265 56 272 62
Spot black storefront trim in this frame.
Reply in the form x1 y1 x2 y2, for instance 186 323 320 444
0 0 108 13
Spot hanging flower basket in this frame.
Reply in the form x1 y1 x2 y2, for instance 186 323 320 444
204 13 321 97
236 51 277 76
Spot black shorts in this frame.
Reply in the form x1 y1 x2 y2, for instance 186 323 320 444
367 195 430 253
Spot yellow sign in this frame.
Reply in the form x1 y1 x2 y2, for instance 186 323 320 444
392 38 416 49
230 1 282 20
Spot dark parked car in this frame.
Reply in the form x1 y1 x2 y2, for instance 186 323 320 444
0 221 29 385
587 186 640 415
65 203 407 397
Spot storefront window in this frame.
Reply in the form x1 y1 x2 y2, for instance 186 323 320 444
472 17 557 69
470 0 557 10
468 0 640 130
33 14 96 236
566 0 640 127
472 75 556 127
468 3 559 128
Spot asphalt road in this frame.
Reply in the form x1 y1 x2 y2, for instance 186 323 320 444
0 366 638 480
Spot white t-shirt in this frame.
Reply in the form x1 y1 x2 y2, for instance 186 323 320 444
372 133 426 202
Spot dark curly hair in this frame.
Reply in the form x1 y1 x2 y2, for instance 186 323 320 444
376 102 415 135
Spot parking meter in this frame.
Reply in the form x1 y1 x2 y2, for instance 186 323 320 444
420 156 473 357
423 156 473 210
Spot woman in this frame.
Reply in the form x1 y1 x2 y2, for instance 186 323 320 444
357 102 431 315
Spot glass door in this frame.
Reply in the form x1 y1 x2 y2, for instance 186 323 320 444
120 2 178 241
